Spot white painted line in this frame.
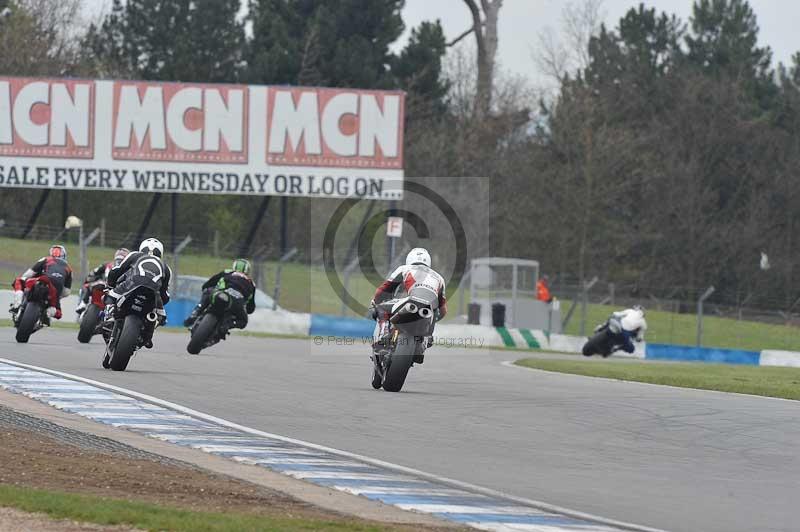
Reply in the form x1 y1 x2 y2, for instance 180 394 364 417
287 471 402 481
0 358 665 532
250 458 367 467
341 486 465 496
395 504 545 515
79 412 194 420
107 423 199 430
191 445 286 452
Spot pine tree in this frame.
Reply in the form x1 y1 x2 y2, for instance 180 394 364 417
392 20 449 116
247 0 404 88
90 0 244 82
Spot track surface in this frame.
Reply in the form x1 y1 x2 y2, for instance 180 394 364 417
1 329 797 532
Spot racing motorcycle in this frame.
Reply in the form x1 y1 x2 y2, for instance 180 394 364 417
12 276 57 343
371 293 436 392
101 274 162 371
186 289 240 355
77 278 107 343
582 316 626 357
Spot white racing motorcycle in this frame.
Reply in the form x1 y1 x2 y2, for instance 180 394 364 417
371 293 436 392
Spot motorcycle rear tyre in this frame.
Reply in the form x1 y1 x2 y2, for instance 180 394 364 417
110 315 141 371
381 335 416 392
77 305 100 343
15 302 41 343
187 313 217 355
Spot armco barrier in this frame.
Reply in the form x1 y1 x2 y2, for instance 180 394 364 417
645 344 760 365
4 290 800 367
309 314 374 339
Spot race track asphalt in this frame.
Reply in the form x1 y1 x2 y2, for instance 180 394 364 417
0 328 797 532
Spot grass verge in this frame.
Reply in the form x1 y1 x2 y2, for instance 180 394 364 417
515 357 800 400
0 484 389 532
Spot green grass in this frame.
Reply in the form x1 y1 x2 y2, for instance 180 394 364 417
5 236 800 351
558 298 800 352
0 236 471 318
0 484 391 532
515 358 800 400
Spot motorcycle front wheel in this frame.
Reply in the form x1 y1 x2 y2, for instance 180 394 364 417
582 331 610 357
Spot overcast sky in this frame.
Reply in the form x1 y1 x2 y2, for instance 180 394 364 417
399 0 800 83
83 0 799 83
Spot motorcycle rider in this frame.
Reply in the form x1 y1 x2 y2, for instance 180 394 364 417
10 245 73 322
106 238 171 348
75 248 129 317
596 304 647 355
367 248 447 364
183 258 256 333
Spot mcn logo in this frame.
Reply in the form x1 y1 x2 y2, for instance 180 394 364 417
0 78 94 159
112 82 248 163
0 77 405 171
267 88 404 169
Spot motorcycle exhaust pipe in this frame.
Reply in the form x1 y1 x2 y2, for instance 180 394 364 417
146 311 159 323
419 307 433 319
405 303 418 314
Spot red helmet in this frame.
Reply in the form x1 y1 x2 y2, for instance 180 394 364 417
49 245 67 260
114 248 130 265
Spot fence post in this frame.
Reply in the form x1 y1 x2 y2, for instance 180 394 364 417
696 286 715 347
80 228 101 284
580 276 598 337
273 247 298 310
340 257 360 317
172 236 193 288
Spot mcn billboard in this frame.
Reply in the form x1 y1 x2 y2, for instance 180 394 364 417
0 77 405 199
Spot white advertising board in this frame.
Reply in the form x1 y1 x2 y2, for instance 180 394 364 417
0 77 404 199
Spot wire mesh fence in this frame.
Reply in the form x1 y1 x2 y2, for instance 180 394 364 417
4 219 800 351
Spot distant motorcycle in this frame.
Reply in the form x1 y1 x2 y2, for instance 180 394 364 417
77 279 107 343
186 289 240 355
371 294 436 392
582 317 626 357
102 275 161 371
12 276 58 343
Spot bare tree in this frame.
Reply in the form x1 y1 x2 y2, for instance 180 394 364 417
456 0 503 118
534 0 605 89
0 0 85 76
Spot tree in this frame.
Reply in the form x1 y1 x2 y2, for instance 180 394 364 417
0 0 85 76
247 0 405 88
89 0 245 82
460 0 503 117
685 0 774 108
392 20 449 117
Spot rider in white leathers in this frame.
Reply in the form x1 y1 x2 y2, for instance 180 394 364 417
368 248 447 361
604 305 647 353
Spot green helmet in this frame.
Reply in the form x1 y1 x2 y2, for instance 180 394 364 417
232 258 251 275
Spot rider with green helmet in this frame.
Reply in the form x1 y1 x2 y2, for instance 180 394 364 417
183 258 256 330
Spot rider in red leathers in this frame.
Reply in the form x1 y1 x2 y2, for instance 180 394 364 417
10 245 73 322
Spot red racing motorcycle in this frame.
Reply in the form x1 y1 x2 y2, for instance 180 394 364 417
12 276 59 343
77 279 107 343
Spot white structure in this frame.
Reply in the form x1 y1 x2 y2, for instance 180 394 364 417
469 257 561 332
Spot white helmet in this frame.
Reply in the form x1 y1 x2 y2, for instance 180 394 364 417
406 247 431 267
139 238 164 258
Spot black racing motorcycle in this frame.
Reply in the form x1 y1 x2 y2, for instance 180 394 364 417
582 316 626 357
102 275 161 371
371 294 436 392
12 276 55 343
186 289 240 355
